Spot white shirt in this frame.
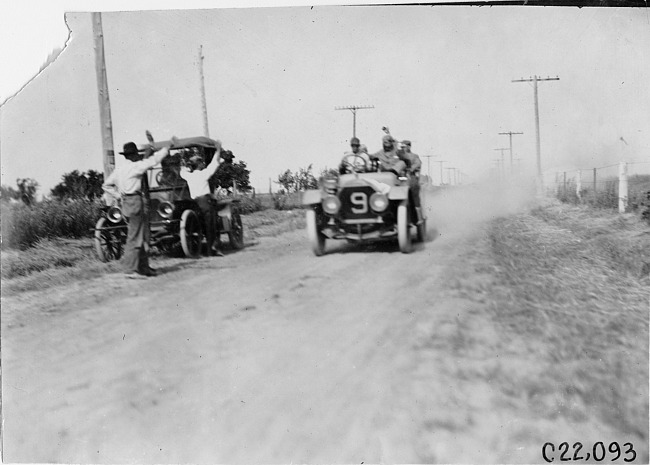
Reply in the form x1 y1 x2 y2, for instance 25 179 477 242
179 152 221 199
102 147 170 201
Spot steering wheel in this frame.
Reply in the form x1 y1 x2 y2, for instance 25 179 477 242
341 154 367 173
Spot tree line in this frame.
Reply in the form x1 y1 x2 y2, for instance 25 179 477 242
1 152 252 205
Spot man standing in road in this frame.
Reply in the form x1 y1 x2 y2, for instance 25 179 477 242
180 140 224 256
102 138 176 278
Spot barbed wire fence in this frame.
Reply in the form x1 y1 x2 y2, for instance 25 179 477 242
543 160 650 214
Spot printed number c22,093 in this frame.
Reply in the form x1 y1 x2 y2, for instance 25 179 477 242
542 441 637 462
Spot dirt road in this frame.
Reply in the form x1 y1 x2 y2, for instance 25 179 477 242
1 186 626 464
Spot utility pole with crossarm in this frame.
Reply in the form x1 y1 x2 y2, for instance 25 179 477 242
335 105 374 139
498 131 523 173
512 75 559 193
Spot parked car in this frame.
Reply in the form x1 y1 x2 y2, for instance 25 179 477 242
93 136 244 262
302 153 426 256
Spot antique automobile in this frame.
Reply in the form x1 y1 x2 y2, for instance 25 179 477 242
94 136 244 262
302 149 426 256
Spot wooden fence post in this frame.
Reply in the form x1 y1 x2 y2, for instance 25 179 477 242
593 167 597 204
576 170 582 202
618 161 628 213
563 172 567 198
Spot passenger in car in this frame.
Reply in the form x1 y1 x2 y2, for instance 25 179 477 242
399 139 423 213
179 141 224 257
370 134 406 175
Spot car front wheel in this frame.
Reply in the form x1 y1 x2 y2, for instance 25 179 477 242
306 208 326 256
397 200 412 253
94 217 125 262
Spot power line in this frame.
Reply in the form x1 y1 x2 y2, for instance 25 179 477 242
334 105 374 138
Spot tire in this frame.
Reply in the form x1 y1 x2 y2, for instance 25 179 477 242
228 211 245 250
397 200 412 253
180 209 202 258
94 217 125 262
306 208 326 256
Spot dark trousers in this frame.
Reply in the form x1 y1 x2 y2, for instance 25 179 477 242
122 195 150 273
410 174 422 209
196 194 219 253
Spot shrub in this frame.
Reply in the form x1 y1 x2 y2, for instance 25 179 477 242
1 198 102 250
235 195 265 215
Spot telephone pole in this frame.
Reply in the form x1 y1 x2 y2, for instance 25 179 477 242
421 155 435 182
433 160 446 186
498 131 523 172
92 12 115 177
445 167 456 185
335 105 374 138
198 45 210 137
512 75 559 192
494 148 508 176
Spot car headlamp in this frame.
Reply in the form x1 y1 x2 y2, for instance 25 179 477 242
369 192 388 213
157 201 175 219
323 178 338 194
322 195 341 215
107 206 123 223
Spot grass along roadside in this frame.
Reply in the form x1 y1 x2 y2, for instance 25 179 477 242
0 209 306 295
487 203 648 453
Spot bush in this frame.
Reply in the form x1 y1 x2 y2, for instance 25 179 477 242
234 195 265 215
1 198 102 250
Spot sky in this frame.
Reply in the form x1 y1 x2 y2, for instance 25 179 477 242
1 1 649 195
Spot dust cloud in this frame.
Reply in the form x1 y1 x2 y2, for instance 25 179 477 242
423 177 538 238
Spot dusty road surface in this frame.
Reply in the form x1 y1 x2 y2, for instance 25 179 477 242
1 185 629 464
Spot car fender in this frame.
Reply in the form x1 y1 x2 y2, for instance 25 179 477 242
388 186 409 201
302 189 322 205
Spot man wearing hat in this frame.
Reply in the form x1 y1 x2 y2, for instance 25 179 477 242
102 138 176 278
369 134 407 174
399 139 423 212
179 140 224 256
339 136 370 173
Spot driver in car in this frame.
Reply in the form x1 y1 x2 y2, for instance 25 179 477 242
339 136 370 174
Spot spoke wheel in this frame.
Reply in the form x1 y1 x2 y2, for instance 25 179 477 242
180 209 202 258
306 208 326 256
397 200 412 253
94 217 125 262
228 210 245 250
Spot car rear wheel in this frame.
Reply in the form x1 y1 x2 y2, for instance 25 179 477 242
228 210 245 250
94 217 125 262
306 208 326 256
180 209 202 258
397 200 412 253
